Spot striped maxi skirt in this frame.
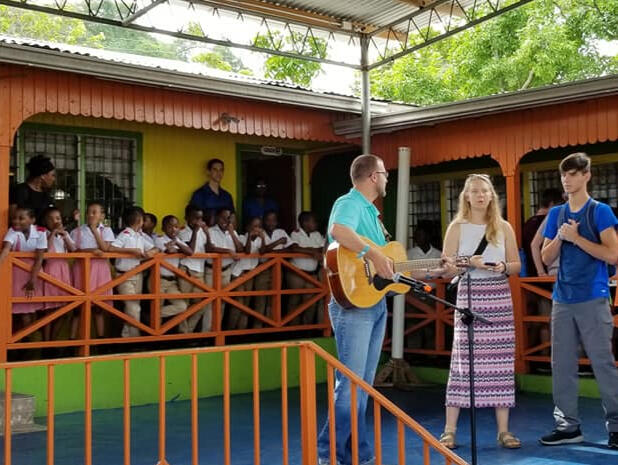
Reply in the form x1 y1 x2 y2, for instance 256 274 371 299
445 275 516 408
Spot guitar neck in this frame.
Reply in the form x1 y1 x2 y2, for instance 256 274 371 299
394 258 443 273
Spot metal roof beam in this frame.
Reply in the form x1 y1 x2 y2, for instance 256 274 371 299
122 0 167 26
367 0 534 69
0 0 361 69
193 0 355 35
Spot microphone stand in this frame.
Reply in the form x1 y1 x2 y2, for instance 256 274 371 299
394 272 491 465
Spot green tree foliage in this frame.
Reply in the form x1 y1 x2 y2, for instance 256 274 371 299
253 31 326 88
81 1 186 60
0 6 104 47
192 46 252 74
369 0 618 105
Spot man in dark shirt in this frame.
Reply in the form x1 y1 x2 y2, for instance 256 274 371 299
522 188 563 276
189 158 234 226
9 154 56 222
243 177 279 223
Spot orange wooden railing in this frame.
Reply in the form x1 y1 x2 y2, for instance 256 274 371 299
0 252 330 361
0 341 467 465
385 277 618 373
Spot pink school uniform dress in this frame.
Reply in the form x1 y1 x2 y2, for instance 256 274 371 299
70 224 114 298
44 231 76 310
4 225 47 314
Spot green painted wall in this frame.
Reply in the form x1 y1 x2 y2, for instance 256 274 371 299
1 338 336 417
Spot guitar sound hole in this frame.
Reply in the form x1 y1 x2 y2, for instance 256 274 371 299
372 276 393 291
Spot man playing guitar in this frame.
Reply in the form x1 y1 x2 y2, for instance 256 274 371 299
317 154 445 465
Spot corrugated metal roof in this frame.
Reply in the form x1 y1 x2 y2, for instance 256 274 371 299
221 0 477 31
0 35 313 91
334 74 618 135
0 35 413 113
263 0 416 28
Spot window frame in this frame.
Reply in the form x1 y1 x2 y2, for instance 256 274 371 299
16 123 143 224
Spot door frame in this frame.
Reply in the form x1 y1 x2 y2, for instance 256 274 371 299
235 143 304 228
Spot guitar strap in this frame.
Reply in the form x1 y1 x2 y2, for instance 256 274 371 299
378 217 392 242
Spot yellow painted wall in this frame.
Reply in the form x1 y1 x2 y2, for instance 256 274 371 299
26 114 316 231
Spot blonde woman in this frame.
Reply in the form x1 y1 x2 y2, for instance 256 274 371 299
440 174 521 449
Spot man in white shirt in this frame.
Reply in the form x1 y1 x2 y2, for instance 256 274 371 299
199 208 244 332
406 221 441 350
288 212 325 325
154 215 194 333
177 204 209 332
254 211 296 328
110 207 156 338
407 221 442 261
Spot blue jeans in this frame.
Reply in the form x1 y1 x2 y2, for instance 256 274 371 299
317 297 387 465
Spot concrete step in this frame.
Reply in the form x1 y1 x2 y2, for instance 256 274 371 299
0 392 46 434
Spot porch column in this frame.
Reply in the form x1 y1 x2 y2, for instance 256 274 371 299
391 147 410 360
360 34 371 154
0 143 10 362
505 167 526 373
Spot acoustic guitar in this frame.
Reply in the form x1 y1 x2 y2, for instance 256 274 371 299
325 236 465 309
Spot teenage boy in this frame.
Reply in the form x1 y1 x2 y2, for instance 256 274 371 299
178 204 209 331
200 208 244 331
540 152 618 449
288 211 325 325
110 206 157 338
154 215 194 332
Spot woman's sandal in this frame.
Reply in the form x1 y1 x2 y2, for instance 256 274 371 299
497 431 521 449
439 431 457 449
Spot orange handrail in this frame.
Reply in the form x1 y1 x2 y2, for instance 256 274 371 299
0 341 467 465
307 342 468 465
392 276 618 373
1 251 331 360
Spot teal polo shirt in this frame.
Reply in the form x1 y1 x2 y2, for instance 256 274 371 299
327 188 386 246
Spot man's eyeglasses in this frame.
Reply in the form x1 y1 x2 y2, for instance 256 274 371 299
373 171 389 179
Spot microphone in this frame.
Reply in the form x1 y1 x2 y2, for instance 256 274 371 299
392 273 433 293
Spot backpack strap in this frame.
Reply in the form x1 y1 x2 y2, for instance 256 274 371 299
584 199 600 241
556 203 568 230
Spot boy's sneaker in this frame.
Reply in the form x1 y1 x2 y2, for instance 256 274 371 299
539 428 584 445
609 432 618 449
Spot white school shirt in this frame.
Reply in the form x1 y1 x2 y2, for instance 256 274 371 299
290 229 325 272
3 225 47 252
178 226 208 273
259 229 295 263
407 245 442 261
46 230 76 253
231 233 263 277
207 226 239 268
70 224 115 249
154 234 186 277
112 227 153 272
142 232 156 250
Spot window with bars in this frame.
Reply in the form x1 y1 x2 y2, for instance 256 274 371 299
528 163 618 212
446 175 506 222
15 127 139 230
84 136 136 231
408 181 441 247
23 131 79 224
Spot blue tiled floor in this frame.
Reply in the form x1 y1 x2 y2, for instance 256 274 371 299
3 385 617 464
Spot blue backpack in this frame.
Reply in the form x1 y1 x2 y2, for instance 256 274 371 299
557 199 617 277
